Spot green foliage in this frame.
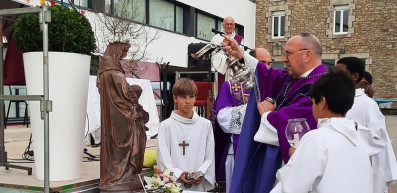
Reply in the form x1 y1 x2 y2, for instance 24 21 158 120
90 55 100 75
13 5 96 55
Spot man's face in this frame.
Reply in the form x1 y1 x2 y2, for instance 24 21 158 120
282 36 308 79
223 18 235 35
256 49 273 69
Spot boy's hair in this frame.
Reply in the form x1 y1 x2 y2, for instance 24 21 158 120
336 57 365 83
172 78 198 96
363 71 373 85
309 71 355 116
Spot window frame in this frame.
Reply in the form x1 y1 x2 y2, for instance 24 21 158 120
272 11 285 39
333 5 349 35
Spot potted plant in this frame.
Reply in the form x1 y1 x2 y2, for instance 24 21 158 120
12 4 96 181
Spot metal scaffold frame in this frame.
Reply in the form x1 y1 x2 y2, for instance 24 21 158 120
0 6 52 193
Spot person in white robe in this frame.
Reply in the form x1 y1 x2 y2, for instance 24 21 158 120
156 78 215 192
210 16 244 97
271 71 373 193
334 57 397 193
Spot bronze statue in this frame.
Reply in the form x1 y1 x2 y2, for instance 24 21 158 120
97 42 149 192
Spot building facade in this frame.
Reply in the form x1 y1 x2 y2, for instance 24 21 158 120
256 0 397 98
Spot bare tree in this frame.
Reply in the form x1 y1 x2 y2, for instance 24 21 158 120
91 0 160 75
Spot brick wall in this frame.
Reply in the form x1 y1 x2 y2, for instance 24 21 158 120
256 0 397 98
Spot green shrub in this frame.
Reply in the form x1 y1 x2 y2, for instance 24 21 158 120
13 5 96 55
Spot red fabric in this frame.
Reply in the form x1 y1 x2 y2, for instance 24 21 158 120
194 82 211 107
4 35 26 85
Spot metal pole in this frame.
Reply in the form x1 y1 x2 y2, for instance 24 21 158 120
0 16 5 165
41 6 51 193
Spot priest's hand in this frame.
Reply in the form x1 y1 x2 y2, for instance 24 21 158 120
179 171 194 184
221 36 243 60
257 99 277 115
289 147 296 157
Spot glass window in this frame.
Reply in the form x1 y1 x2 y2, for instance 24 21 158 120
272 11 285 38
73 0 88 7
334 5 349 35
272 61 285 69
107 0 146 22
322 59 335 71
217 19 223 31
196 13 215 41
149 0 175 31
176 6 184 33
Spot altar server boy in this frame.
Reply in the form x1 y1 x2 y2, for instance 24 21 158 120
271 71 373 193
156 78 215 191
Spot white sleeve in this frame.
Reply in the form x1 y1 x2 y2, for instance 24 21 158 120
198 122 216 190
217 104 247 135
254 112 279 146
243 52 259 72
278 133 325 193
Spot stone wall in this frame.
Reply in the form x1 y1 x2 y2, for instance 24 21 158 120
256 0 397 98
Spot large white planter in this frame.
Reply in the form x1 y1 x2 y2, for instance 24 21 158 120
23 52 90 181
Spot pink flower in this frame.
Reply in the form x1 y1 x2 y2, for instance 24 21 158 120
163 177 169 183
154 166 161 175
81 10 86 15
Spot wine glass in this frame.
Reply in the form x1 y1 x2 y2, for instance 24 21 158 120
285 118 310 147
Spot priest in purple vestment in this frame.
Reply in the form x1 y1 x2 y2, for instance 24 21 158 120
209 80 250 192
221 32 327 193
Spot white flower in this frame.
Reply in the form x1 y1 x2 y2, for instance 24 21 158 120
163 168 171 176
105 34 131 44
144 176 164 189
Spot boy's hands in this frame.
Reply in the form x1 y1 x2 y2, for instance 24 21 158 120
179 171 194 184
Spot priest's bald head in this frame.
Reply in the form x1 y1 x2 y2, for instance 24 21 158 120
283 32 323 79
249 48 273 69
223 17 236 35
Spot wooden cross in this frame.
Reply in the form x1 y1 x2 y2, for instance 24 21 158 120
179 141 189 155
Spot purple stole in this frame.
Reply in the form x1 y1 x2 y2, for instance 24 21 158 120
217 34 244 91
209 80 249 192
230 63 327 193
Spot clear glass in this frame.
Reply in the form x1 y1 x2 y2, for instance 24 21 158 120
285 118 310 146
175 6 184 33
343 10 349 32
149 0 175 31
196 13 215 41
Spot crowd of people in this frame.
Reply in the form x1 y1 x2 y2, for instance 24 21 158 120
98 16 397 193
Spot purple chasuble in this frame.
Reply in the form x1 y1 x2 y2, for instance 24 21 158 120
209 80 249 191
230 63 327 193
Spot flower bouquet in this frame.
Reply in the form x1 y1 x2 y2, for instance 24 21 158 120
139 166 182 193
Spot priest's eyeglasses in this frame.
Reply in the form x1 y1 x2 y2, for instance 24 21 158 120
283 49 309 59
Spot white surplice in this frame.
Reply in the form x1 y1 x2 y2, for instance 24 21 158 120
156 110 215 192
346 88 397 192
217 104 247 193
272 118 373 193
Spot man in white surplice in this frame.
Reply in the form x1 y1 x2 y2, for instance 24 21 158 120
334 57 397 193
156 78 215 192
271 71 373 193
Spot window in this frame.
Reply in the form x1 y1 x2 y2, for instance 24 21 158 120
105 0 146 23
196 13 215 41
334 5 349 35
272 61 285 70
272 11 285 38
322 59 335 71
149 0 183 32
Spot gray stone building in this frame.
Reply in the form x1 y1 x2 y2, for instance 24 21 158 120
255 0 397 98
